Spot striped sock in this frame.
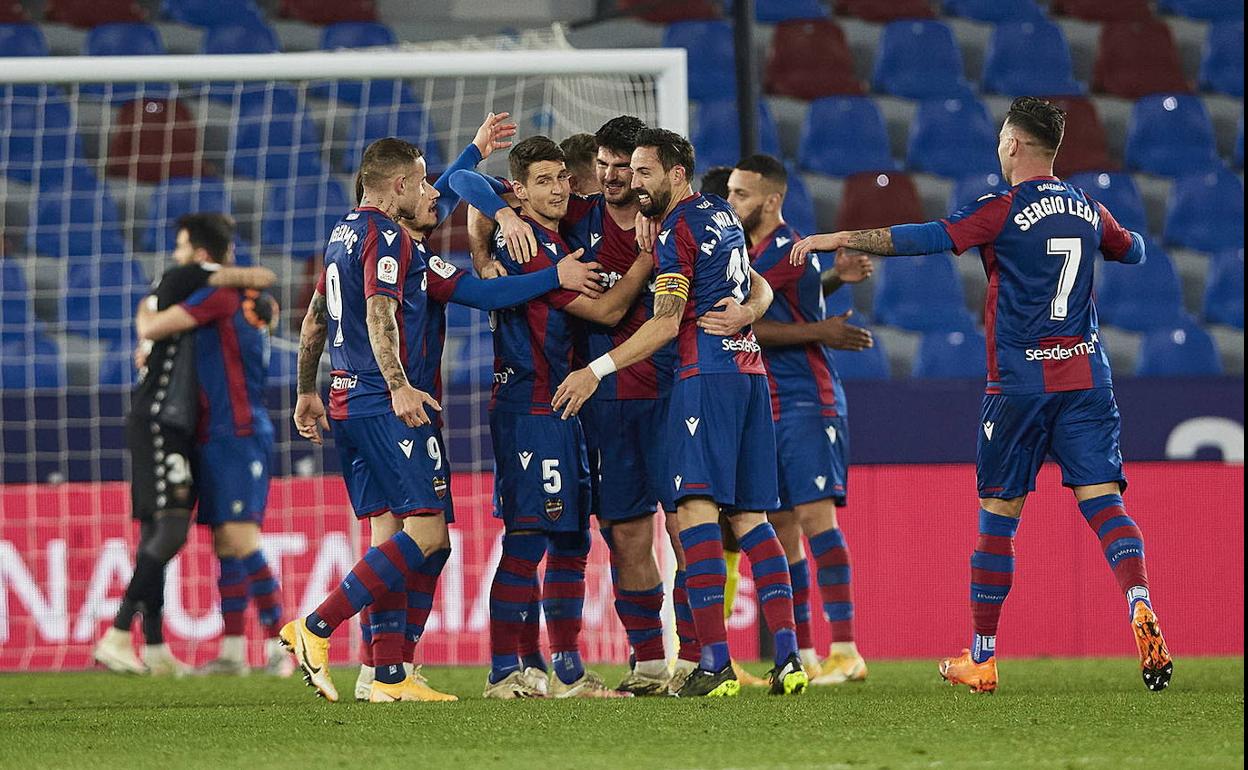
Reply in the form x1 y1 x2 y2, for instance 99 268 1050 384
672 569 701 664
217 556 248 638
809 527 855 643
403 547 450 662
1079 494 1151 611
789 559 813 651
739 523 798 665
488 533 544 683
368 585 407 676
518 578 546 672
679 523 729 672
359 608 373 667
307 531 426 638
545 534 589 685
614 583 666 664
969 509 1019 663
242 550 282 638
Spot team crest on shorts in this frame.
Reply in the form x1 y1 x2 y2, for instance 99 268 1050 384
544 498 564 521
432 476 448 499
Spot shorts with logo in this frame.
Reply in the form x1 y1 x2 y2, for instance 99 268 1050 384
331 413 454 521
668 373 779 512
126 412 197 520
774 414 848 510
491 410 591 534
977 387 1126 500
195 432 273 527
581 397 675 521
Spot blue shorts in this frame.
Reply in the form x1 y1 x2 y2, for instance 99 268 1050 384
667 373 779 512
977 387 1127 500
331 414 454 521
582 397 674 521
491 410 591 533
774 414 849 510
195 432 272 527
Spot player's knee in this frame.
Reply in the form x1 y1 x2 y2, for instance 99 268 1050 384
980 496 1025 518
141 510 191 562
548 531 591 557
795 499 837 535
612 516 654 559
768 512 804 560
402 513 450 553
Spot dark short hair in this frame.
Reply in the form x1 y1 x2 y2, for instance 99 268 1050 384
559 133 597 171
353 171 363 205
509 135 565 182
734 154 788 187
699 166 733 198
177 212 233 263
1006 96 1066 152
595 115 648 156
635 127 696 176
359 137 423 190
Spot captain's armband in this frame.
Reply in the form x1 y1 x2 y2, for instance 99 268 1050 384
654 272 690 301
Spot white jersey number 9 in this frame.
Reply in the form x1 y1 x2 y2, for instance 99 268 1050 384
324 262 345 347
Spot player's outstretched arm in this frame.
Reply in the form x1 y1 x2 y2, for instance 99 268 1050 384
365 294 441 429
793 223 956 266
696 269 773 337
450 170 534 262
208 265 277 290
135 296 198 342
294 290 330 445
754 309 873 351
561 248 652 327
448 258 603 311
432 112 519 225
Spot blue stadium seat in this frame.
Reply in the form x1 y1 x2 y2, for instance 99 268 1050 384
28 169 129 259
230 91 324 181
231 238 254 266
1125 94 1220 177
1163 167 1245 252
1200 20 1244 97
822 282 854 318
692 99 782 169
163 0 263 26
799 96 895 176
65 257 148 342
312 23 402 105
202 22 281 55
663 21 735 101
943 0 1044 22
1136 320 1223 376
261 177 349 260
267 344 299 385
82 24 168 99
97 340 137 388
341 91 444 173
724 0 827 21
321 20 396 49
907 98 1000 177
1204 248 1244 329
0 334 64 390
872 20 972 100
142 177 231 253
0 261 34 335
831 327 890 380
983 20 1083 96
1157 0 1244 20
913 328 987 378
948 172 1008 214
1067 171 1149 233
873 253 977 332
0 90 86 186
1095 239 1186 332
782 163 817 237
0 22 47 56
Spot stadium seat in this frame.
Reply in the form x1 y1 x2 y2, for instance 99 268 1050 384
1048 97 1115 178
0 3 27 22
1050 0 1152 21
1164 167 1245 253
692 99 783 169
1237 117 1245 169
765 19 863 100
230 92 324 181
342 93 444 173
724 0 827 21
64 257 148 341
836 172 925 230
0 91 87 186
1136 321 1223 376
267 344 299 385
948 172 1008 214
799 97 895 176
618 0 719 21
1093 19 1191 99
983 21 1083 96
1066 171 1149 233
82 23 167 99
835 0 934 21
320 20 396 50
1204 248 1245 329
279 0 377 24
906 98 1000 177
106 98 200 183
202 22 281 55
142 177 231 252
831 328 890 380
942 0 1044 22
913 329 988 378
1200 20 1244 97
874 253 977 332
662 21 735 102
0 334 64 390
28 169 129 259
162 0 262 26
1096 240 1187 332
872 20 972 100
46 0 144 26
0 23 47 56
1124 95 1220 176
261 177 350 260
1156 0 1244 20
782 163 817 237
0 261 34 335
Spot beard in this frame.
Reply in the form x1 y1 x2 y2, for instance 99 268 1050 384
637 185 671 217
739 205 763 235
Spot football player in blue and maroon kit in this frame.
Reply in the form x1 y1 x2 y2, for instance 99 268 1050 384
790 97 1172 694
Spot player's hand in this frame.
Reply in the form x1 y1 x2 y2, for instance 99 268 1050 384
635 212 659 254
552 367 600 420
697 296 756 337
558 257 604 299
294 393 330 445
472 111 518 160
133 340 152 371
497 207 537 263
818 310 873 351
391 385 441 428
477 259 507 280
833 249 874 284
790 232 850 266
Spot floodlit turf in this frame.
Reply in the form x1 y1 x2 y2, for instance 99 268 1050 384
0 657 1241 769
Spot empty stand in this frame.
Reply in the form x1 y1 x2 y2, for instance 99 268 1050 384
261 177 349 260
1164 168 1245 253
765 19 862 100
835 0 934 22
942 0 1043 22
202 22 281 55
1050 0 1152 21
1093 18 1190 99
1204 249 1245 329
1124 94 1220 176
619 0 720 22
1096 240 1187 332
46 0 144 27
279 0 376 24
831 331 891 380
948 172 1008 214
874 253 976 332
1136 322 1223 376
1049 97 1115 178
82 23 167 99
0 23 47 57
162 0 263 27
229 90 324 181
724 0 827 22
872 20 972 100
0 335 64 389
106 98 201 183
692 99 783 168
1066 172 1149 233
799 97 895 176
913 329 987 378
1200 20 1244 98
342 93 444 173
983 20 1082 96
142 177 231 252
28 169 129 259
836 172 925 230
0 91 86 186
906 98 1000 177
782 163 817 237
662 21 735 101
1156 0 1244 20
0 3 27 23
64 257 148 341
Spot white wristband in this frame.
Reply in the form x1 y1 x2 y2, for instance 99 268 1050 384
588 354 617 381
144 295 158 312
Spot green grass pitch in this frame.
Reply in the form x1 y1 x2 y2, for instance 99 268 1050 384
0 657 1241 769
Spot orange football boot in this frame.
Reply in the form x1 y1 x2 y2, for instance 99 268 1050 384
938 649 998 694
1132 603 1174 692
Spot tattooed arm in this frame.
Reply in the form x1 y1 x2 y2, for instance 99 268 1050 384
366 294 441 428
293 290 330 444
790 228 896 267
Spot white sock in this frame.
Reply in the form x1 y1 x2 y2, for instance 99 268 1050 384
635 659 668 677
829 641 859 657
220 635 245 662
799 648 820 671
1127 585 1151 610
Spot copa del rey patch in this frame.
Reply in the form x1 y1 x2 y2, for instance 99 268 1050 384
377 256 399 284
428 255 457 279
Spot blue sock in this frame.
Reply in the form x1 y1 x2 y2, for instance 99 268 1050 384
773 628 798 665
972 634 996 663
551 651 585 685
700 641 731 673
489 654 521 683
375 663 405 685
521 652 547 671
